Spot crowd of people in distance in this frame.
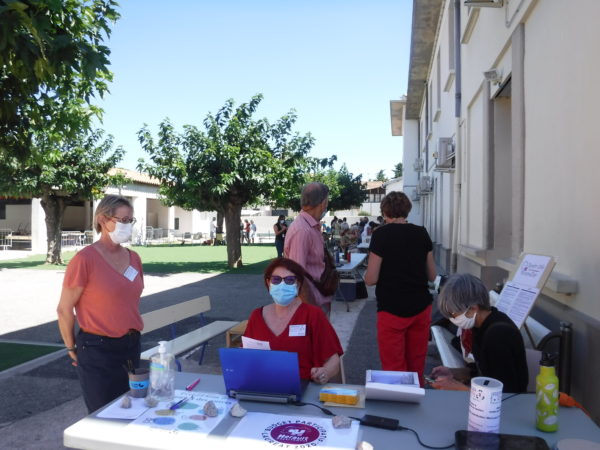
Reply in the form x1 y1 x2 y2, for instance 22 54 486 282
57 185 529 414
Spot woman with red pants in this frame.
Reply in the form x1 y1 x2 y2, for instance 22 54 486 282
364 191 436 385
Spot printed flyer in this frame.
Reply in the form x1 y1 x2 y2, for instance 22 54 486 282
227 412 360 449
126 390 234 442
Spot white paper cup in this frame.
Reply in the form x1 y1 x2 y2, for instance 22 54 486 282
467 376 504 433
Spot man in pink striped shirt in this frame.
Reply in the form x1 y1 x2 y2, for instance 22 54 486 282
284 182 332 315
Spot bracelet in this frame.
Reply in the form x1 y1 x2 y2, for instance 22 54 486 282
66 346 77 352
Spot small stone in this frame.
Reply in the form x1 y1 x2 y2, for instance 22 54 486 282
357 441 374 450
230 402 247 418
144 396 159 407
119 396 132 409
203 400 218 417
332 415 352 429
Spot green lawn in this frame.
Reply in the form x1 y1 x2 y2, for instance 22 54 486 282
0 342 62 372
0 243 278 274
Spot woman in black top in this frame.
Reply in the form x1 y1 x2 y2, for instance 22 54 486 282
365 191 436 384
273 214 287 258
431 273 528 393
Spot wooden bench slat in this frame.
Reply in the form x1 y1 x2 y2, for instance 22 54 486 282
141 320 239 360
142 296 211 334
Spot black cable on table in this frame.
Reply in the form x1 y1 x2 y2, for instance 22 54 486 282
396 425 455 449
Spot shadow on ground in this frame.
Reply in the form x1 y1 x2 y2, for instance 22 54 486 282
0 272 267 424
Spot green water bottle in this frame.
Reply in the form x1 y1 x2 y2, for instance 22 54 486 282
536 353 559 432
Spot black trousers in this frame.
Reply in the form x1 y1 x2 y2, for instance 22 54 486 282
76 330 141 413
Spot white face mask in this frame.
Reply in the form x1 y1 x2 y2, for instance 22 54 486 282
449 309 477 329
109 221 133 244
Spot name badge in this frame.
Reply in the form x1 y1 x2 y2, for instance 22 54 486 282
289 324 306 337
123 265 139 282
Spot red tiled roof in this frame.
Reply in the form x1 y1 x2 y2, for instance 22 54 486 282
108 168 161 186
364 181 384 190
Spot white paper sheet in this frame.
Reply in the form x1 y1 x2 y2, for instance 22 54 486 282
495 281 540 329
96 395 149 420
512 254 552 288
242 336 271 350
227 412 359 449
127 390 234 439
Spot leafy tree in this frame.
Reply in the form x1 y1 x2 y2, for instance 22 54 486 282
0 129 125 264
328 164 367 211
375 169 388 182
138 94 315 267
0 0 120 160
393 162 403 178
289 164 366 212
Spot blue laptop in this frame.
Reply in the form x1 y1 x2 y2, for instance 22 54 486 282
219 348 305 403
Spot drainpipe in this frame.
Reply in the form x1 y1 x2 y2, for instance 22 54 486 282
450 0 462 273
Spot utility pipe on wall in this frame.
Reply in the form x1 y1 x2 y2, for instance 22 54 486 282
451 0 462 273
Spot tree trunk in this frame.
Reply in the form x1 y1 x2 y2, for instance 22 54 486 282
223 203 243 268
216 211 224 233
40 193 67 265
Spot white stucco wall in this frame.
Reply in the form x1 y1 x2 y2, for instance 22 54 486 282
0 205 30 231
523 0 600 319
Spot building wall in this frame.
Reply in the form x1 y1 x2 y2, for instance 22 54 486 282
404 0 600 421
0 205 30 232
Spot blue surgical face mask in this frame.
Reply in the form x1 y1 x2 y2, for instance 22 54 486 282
269 283 298 306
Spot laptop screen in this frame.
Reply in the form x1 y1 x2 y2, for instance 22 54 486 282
219 348 304 403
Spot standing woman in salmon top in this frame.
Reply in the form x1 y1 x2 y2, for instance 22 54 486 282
57 195 144 412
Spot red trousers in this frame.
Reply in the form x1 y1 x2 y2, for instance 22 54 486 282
377 305 432 386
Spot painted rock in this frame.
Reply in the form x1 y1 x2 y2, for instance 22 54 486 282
332 415 352 429
230 402 247 418
203 400 218 417
120 396 132 409
144 396 159 407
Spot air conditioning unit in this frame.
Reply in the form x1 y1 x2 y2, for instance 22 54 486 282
464 0 503 7
419 176 432 194
413 158 424 172
411 188 420 202
436 138 455 169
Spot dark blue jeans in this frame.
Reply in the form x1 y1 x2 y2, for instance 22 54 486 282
76 330 141 413
275 239 284 258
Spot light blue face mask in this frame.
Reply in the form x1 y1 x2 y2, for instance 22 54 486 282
269 282 298 306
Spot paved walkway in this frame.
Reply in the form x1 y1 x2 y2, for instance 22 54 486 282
0 266 373 449
0 260 441 449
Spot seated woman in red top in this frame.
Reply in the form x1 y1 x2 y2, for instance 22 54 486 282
244 258 343 384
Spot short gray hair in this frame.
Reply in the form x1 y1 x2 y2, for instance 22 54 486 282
301 182 329 208
437 273 490 318
94 195 133 233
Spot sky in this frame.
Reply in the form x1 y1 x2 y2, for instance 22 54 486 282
96 0 412 181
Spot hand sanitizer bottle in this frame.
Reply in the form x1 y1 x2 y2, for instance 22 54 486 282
536 353 559 432
149 341 175 401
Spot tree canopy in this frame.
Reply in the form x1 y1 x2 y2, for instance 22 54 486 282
375 169 388 182
0 129 125 263
138 94 316 267
287 163 366 212
0 0 120 160
393 162 403 178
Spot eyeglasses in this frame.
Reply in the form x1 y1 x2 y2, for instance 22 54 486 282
269 275 297 285
111 216 137 225
449 308 469 318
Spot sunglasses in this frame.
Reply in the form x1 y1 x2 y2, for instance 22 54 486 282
269 275 297 285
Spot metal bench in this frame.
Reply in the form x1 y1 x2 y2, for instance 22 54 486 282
140 296 238 371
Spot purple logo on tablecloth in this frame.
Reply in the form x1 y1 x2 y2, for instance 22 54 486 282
262 420 327 447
